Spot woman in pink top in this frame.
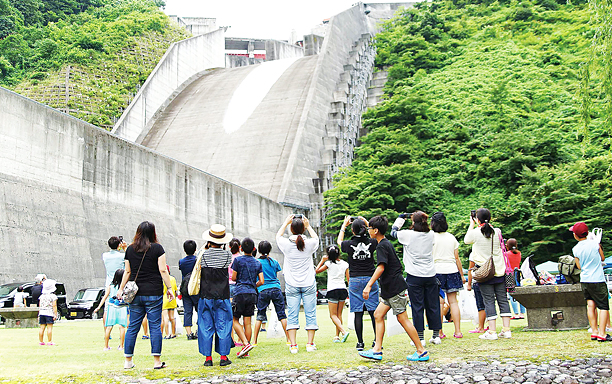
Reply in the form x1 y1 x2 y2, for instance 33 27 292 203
228 238 241 298
505 238 525 319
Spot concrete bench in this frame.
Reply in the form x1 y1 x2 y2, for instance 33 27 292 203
511 284 588 331
0 307 40 328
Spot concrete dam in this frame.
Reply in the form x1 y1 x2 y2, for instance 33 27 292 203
0 2 412 294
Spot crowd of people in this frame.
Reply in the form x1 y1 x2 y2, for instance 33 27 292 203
26 207 609 368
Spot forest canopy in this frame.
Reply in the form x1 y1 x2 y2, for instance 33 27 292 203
325 0 612 264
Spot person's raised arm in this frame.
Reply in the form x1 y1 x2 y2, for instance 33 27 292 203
363 263 385 300
158 254 174 301
337 216 352 247
391 213 409 239
464 216 477 244
277 214 295 238
315 254 329 274
303 216 318 240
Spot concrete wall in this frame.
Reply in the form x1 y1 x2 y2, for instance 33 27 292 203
0 87 291 296
264 40 304 61
112 29 225 143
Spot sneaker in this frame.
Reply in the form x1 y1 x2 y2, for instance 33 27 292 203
103 347 112 351
359 349 383 361
428 337 441 345
142 335 150 340
219 358 232 367
46 342 56 346
410 339 426 347
407 351 429 362
237 343 254 357
498 330 512 339
341 331 350 343
479 331 498 340
356 342 365 351
607 326 612 333
117 346 123 350
306 343 317 352
290 345 298 354
203 360 213 367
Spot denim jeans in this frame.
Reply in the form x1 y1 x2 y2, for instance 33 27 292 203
124 295 163 357
256 287 287 321
285 283 318 330
183 294 199 327
197 298 233 357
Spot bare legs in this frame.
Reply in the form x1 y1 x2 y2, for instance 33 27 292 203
287 328 315 346
253 318 288 345
372 303 424 354
328 301 347 337
233 316 252 345
39 324 52 343
587 300 610 338
447 292 461 335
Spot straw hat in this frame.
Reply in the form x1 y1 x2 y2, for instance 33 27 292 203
202 224 233 244
42 279 56 294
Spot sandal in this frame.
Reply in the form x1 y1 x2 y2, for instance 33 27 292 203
468 328 484 334
453 332 464 339
154 362 166 369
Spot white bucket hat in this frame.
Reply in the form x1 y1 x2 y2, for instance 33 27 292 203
202 224 233 244
42 279 56 294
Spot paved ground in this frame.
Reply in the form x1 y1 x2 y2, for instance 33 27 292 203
116 357 612 384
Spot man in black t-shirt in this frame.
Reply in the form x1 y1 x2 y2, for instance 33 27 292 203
359 216 429 362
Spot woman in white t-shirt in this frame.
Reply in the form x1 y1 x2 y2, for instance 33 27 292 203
315 245 350 343
276 214 320 354
431 212 465 339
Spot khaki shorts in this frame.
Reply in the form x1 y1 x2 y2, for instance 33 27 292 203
380 289 408 316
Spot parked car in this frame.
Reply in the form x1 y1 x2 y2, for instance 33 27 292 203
316 289 328 305
0 281 68 321
66 288 105 320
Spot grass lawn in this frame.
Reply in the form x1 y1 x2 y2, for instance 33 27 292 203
1 305 611 383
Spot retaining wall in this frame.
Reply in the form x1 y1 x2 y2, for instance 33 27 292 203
0 87 290 296
111 29 225 143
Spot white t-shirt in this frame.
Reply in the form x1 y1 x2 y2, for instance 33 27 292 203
396 229 436 277
433 232 460 274
325 260 349 291
13 291 28 307
277 235 319 287
465 227 505 277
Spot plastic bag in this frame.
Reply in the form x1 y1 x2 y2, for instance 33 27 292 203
587 228 603 243
266 307 284 339
386 311 405 336
458 288 478 321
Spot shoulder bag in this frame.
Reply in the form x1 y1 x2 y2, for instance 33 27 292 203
187 248 205 296
122 249 147 304
471 235 496 283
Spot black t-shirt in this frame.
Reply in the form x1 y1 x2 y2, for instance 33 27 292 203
31 284 43 305
376 238 408 299
125 243 165 296
341 236 378 277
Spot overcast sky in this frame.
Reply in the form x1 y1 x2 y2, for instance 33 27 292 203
163 1 396 41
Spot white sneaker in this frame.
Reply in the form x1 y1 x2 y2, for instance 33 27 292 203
479 331 498 340
410 339 426 347
306 343 317 352
428 336 441 345
498 330 512 339
290 345 298 354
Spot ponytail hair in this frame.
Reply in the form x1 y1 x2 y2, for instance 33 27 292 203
506 238 518 254
258 240 272 259
351 219 369 243
326 245 340 263
291 218 306 252
476 208 494 239
229 238 241 254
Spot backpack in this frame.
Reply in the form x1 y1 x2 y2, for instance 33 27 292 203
180 272 191 297
558 255 581 284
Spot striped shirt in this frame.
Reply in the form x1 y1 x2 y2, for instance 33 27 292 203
200 247 232 269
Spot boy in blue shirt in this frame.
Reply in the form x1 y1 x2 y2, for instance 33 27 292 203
571 222 610 342
179 240 199 340
230 237 264 357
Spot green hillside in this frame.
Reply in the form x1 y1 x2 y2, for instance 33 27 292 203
325 0 612 264
0 0 189 128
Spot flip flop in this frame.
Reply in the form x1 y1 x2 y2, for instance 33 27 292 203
154 362 166 369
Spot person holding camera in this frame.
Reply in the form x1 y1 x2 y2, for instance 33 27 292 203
337 215 379 351
391 211 442 346
465 208 512 340
276 214 319 354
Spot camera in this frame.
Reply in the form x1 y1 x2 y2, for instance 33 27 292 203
349 216 358 223
118 236 123 242
294 214 304 219
470 210 476 219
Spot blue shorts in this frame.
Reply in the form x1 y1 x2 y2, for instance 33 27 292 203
348 276 379 313
437 272 464 293
472 282 485 311
39 315 54 325
439 288 445 300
